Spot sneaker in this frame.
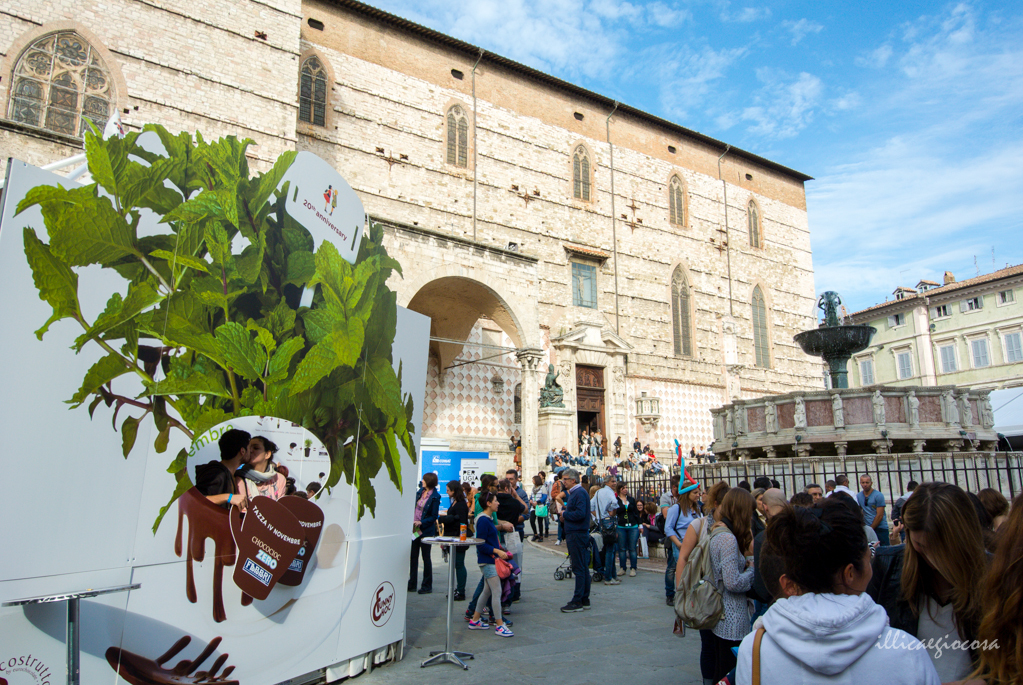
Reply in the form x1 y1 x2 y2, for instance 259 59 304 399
604 580 615 586
417 587 432 594
453 592 466 601
581 598 591 610
554 541 562 546
561 602 584 613
501 605 512 615
494 625 514 637
468 619 489 630
629 569 637 577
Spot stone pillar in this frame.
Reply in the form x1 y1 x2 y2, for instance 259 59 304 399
835 441 848 457
517 348 545 477
911 439 927 453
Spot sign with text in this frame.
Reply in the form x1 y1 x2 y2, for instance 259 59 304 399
230 497 304 600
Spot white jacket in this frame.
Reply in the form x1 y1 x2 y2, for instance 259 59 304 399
736 593 940 685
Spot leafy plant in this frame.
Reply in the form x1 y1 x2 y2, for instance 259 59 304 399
17 124 416 528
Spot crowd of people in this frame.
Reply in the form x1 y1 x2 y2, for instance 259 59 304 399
408 461 1022 684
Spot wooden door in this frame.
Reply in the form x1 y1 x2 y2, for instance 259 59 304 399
576 365 605 438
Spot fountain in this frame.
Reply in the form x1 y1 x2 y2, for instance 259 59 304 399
793 291 875 388
705 290 998 460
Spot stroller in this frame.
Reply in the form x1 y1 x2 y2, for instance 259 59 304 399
552 534 606 583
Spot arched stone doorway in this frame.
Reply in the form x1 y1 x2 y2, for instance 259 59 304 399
382 221 544 475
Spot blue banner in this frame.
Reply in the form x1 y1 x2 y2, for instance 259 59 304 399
422 450 490 509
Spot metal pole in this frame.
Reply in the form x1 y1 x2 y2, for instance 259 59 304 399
606 101 620 334
717 146 733 316
67 597 80 685
471 49 484 243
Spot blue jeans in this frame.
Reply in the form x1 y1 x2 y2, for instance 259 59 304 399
603 537 618 580
466 574 494 616
665 540 679 598
566 531 591 603
557 517 565 543
877 527 890 546
617 526 639 571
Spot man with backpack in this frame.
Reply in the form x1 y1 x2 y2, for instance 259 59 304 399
891 480 917 524
664 479 700 605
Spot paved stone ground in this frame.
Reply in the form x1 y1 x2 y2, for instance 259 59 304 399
531 533 670 573
350 540 703 684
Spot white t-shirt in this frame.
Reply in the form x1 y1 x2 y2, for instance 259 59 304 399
915 597 973 683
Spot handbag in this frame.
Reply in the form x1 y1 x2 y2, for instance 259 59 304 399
535 504 549 518
494 556 512 579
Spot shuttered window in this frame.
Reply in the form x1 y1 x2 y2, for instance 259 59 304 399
1005 332 1023 363
751 286 770 368
671 267 693 356
897 351 913 379
972 339 990 368
859 359 875 385
939 344 957 373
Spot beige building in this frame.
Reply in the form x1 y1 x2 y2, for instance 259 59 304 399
1 0 821 476
849 265 1023 391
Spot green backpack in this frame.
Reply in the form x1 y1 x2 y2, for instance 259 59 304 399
674 520 729 630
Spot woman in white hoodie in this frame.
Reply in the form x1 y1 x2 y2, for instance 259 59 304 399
735 498 940 685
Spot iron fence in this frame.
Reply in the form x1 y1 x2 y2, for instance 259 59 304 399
686 452 1023 505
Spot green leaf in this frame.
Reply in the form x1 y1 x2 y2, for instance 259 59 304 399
67 353 131 407
262 299 296 340
22 228 79 339
75 280 162 351
84 128 121 201
121 415 142 458
152 467 192 534
266 336 304 383
190 407 230 438
149 249 210 273
165 189 239 228
248 150 297 216
167 447 189 474
289 319 364 394
246 321 276 354
40 189 137 266
301 309 332 344
145 369 231 398
364 355 404 419
154 424 171 453
214 322 266 381
285 251 315 286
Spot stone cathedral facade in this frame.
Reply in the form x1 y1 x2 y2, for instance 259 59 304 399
0 0 821 477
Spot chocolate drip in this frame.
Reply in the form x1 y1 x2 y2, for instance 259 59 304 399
174 488 237 623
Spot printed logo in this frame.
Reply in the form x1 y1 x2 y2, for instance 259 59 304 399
256 549 278 569
242 559 273 586
0 655 53 685
288 558 303 572
371 581 395 627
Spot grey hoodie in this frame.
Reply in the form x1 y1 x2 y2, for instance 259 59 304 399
736 592 940 684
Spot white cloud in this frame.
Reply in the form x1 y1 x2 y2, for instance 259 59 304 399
719 2 770 23
741 71 823 139
783 18 824 46
855 44 893 69
652 44 748 122
647 1 691 28
830 91 861 111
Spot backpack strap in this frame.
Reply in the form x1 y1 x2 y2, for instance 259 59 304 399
752 626 766 685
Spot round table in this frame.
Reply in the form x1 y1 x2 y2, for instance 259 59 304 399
418 536 482 670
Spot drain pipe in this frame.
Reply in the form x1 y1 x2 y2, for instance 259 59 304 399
717 145 733 316
607 101 620 334
471 48 484 243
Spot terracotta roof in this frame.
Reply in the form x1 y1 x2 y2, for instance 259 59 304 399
322 0 813 182
563 242 610 261
851 263 1023 318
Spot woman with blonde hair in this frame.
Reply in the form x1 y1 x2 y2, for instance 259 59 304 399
868 482 987 683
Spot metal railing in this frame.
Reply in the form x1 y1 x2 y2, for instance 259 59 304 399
686 452 1023 504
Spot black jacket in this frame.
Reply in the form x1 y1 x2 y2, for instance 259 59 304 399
195 461 237 503
438 499 469 534
415 488 441 537
615 496 642 527
496 492 525 528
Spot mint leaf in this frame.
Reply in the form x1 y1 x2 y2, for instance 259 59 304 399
68 353 131 406
22 228 79 339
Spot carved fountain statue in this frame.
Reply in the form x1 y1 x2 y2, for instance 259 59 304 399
793 291 876 389
708 291 998 460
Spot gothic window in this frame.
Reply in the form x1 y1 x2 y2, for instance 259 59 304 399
446 105 468 168
748 200 761 248
671 267 693 357
669 176 686 227
8 31 113 137
572 145 591 201
299 56 328 126
514 383 522 424
752 286 770 368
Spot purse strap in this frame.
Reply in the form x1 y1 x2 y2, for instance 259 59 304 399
752 626 766 685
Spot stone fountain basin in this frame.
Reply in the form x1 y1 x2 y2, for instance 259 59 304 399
793 324 876 360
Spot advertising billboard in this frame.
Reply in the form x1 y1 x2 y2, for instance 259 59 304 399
0 128 428 685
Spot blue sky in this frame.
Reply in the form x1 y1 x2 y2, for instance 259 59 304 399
367 0 1023 313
